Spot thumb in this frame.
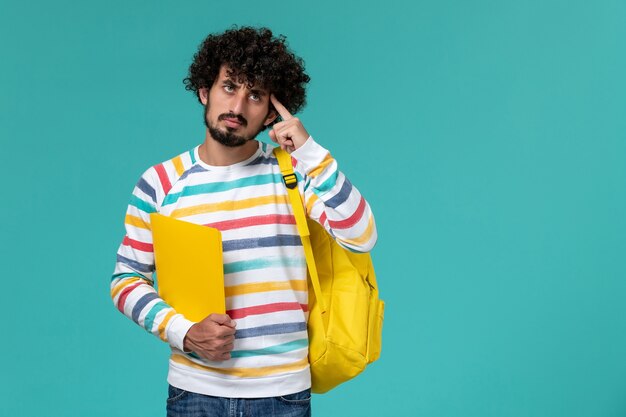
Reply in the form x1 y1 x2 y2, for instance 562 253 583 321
209 313 236 328
268 129 278 143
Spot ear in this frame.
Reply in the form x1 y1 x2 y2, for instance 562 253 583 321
199 88 209 105
264 109 278 126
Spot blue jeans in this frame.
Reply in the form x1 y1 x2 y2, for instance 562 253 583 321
166 385 312 417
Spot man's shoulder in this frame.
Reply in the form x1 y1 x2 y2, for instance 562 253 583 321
141 146 200 195
257 141 280 161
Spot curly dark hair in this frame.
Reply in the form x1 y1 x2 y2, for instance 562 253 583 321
183 26 310 116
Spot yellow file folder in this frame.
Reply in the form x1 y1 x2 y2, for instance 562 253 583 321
150 213 225 321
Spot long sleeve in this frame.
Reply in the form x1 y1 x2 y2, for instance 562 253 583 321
110 167 194 350
290 137 377 253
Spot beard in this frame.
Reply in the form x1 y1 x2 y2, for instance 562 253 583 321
204 103 265 148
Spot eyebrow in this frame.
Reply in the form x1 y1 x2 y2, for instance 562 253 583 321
222 78 268 96
249 88 268 97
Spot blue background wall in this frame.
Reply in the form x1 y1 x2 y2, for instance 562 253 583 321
1 0 625 416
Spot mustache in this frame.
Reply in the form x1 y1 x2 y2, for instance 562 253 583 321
218 113 247 127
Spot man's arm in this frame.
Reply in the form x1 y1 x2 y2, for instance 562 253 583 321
269 95 377 253
292 139 377 253
111 168 235 360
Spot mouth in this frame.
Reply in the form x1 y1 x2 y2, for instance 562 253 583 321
217 112 248 129
223 118 243 129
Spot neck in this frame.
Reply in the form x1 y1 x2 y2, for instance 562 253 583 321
198 131 259 166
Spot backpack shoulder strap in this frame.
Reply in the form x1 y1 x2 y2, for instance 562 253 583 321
273 147 326 313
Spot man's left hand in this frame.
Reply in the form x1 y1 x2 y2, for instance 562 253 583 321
269 94 309 153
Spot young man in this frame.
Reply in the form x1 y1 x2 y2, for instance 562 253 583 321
111 26 377 417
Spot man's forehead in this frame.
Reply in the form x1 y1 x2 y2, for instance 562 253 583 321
219 66 269 92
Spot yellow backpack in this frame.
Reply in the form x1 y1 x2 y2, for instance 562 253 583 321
274 147 385 393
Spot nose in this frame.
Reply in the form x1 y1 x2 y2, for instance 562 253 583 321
230 90 247 115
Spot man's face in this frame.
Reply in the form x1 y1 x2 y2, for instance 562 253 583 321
200 66 277 147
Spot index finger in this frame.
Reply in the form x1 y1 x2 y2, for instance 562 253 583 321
270 94 293 120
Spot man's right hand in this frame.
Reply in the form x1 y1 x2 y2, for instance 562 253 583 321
182 313 237 361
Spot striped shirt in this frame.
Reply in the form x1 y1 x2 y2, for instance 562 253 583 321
111 137 377 398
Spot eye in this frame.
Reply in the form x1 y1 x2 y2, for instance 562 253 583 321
249 93 261 102
223 83 235 93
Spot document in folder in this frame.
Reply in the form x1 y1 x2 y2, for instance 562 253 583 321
150 213 225 321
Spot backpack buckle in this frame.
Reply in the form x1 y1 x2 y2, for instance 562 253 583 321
283 173 298 189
